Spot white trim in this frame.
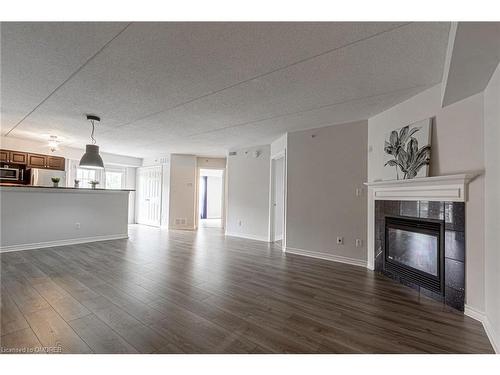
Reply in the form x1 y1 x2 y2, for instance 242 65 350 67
464 304 485 322
464 305 499 354
225 232 269 242
284 246 367 268
364 173 480 202
0 234 129 253
0 186 132 194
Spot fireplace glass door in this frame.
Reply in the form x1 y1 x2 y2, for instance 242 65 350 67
384 216 444 293
386 227 438 276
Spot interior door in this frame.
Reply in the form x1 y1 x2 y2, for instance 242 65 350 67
136 166 162 227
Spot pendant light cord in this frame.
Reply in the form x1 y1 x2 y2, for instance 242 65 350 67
90 119 96 144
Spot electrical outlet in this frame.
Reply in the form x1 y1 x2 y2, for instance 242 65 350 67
336 237 344 245
355 187 363 197
75 222 80 229
356 239 363 248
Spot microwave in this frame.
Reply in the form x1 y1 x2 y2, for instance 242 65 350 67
0 167 20 181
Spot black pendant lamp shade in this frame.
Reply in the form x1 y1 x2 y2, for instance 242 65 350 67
79 115 105 169
79 144 104 169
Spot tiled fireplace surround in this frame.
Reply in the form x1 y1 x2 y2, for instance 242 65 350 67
374 200 465 310
366 174 477 312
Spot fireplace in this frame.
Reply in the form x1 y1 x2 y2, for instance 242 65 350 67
374 200 465 310
384 216 444 295
366 174 476 312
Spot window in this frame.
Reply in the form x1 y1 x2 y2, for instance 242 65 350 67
76 168 96 188
105 171 124 189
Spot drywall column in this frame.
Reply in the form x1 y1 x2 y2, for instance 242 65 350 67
484 62 500 352
226 145 270 241
169 154 197 230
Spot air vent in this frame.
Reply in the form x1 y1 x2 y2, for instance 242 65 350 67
229 151 237 156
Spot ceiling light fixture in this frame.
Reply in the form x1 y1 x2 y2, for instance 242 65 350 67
79 115 104 169
48 135 60 152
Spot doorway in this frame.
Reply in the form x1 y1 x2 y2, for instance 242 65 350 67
271 155 285 245
136 166 162 227
198 169 224 228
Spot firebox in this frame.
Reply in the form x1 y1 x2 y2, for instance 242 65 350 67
384 216 445 295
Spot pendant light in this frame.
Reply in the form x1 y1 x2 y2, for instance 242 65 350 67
79 115 105 169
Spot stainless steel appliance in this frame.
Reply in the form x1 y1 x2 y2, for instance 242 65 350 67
0 167 21 181
30 168 66 187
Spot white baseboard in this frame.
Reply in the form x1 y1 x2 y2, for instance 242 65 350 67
284 246 367 268
0 234 129 253
464 304 485 322
169 226 196 231
225 232 269 242
464 304 499 353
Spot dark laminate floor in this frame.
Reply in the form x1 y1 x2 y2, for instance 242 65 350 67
0 225 494 354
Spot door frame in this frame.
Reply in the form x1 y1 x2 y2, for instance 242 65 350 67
195 166 226 230
135 165 163 227
269 150 286 250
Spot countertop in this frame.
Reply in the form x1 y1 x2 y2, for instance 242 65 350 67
0 184 134 192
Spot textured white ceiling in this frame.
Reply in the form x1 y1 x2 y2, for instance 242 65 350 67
1 22 450 157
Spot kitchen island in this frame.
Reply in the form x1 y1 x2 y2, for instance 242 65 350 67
0 185 133 252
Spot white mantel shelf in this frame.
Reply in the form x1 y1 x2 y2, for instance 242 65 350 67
364 173 480 202
364 172 481 271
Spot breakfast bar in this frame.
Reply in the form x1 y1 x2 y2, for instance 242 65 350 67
0 185 133 252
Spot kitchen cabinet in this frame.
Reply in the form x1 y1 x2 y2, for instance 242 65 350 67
27 153 47 168
0 149 65 171
47 156 65 170
0 150 8 163
9 151 27 164
0 150 28 164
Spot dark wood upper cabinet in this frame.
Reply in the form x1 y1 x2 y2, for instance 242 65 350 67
0 150 8 163
47 156 65 170
27 153 47 168
0 149 65 171
9 151 27 164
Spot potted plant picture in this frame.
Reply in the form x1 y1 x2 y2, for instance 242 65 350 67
74 179 80 188
51 177 60 187
89 180 99 189
383 119 432 180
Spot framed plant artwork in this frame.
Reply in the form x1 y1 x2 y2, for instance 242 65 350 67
383 118 432 180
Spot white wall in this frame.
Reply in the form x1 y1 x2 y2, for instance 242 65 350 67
169 154 197 230
226 145 270 241
285 121 367 263
368 84 486 312
197 157 226 169
206 175 223 219
0 187 129 251
484 62 500 352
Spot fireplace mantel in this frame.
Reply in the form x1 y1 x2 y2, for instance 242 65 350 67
364 173 480 202
365 172 481 270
